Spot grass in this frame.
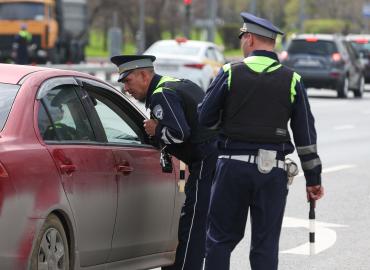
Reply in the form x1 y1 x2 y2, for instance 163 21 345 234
86 29 243 59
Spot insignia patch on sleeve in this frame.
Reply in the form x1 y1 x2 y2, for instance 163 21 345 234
153 104 164 120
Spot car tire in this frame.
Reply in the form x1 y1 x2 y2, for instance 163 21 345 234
30 214 70 270
337 76 349 98
353 75 365 98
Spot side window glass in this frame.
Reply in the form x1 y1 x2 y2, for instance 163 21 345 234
206 47 218 61
215 49 225 63
39 85 95 141
93 96 142 145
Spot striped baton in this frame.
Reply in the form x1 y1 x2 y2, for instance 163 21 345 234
309 199 316 255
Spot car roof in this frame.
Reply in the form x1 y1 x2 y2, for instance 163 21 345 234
149 39 218 48
291 34 341 41
346 34 370 40
0 64 49 84
0 64 112 87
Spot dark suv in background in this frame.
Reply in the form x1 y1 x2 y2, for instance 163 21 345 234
281 34 364 98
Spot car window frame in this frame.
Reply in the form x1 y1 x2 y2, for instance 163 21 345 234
36 78 97 144
76 77 159 149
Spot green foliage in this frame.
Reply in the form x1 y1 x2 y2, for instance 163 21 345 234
303 19 350 34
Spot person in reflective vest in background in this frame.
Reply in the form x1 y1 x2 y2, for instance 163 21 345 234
13 23 32 65
198 12 324 270
111 55 218 270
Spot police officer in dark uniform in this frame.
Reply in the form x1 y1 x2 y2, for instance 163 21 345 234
111 55 218 270
198 13 324 270
13 24 32 65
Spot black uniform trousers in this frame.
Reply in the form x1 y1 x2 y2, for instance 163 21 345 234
163 140 218 270
205 157 288 270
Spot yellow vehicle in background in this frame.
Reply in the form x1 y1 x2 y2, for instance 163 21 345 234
0 0 88 63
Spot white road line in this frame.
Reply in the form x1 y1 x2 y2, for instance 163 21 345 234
297 164 357 177
281 217 347 255
333 125 355 130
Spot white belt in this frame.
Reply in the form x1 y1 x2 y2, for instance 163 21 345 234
218 155 286 170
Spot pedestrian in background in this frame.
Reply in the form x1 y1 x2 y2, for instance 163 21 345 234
111 55 218 270
12 23 32 65
198 12 324 270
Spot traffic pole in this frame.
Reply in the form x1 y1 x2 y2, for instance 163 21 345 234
309 199 316 255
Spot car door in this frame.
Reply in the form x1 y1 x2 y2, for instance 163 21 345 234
36 78 117 267
78 79 178 262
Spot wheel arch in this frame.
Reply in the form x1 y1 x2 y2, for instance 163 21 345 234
51 210 76 270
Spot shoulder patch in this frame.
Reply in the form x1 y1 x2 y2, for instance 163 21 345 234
153 104 164 120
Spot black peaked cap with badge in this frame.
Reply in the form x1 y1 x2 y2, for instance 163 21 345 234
111 55 156 82
239 12 284 40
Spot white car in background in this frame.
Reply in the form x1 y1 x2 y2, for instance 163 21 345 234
144 38 226 90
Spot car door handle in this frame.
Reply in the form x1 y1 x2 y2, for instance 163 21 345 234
59 164 77 175
116 164 134 176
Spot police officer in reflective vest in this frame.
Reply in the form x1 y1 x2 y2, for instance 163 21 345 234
111 55 218 270
198 13 324 270
13 24 32 65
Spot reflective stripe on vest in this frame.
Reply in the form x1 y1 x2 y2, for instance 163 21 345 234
153 76 180 94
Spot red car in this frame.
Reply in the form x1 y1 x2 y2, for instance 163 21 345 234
0 64 184 270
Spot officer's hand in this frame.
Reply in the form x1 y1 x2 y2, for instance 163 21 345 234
144 119 158 137
306 185 324 201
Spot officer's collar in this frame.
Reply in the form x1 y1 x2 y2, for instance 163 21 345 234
145 74 162 109
249 50 279 62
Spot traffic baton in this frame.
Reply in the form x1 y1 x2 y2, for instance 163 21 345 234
309 199 316 255
178 161 186 193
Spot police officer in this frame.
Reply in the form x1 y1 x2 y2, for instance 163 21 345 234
13 24 32 65
198 12 324 270
111 55 218 270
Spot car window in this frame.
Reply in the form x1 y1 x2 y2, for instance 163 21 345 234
38 85 95 141
0 83 20 131
349 41 370 54
288 40 337 55
214 48 225 63
86 91 143 145
206 47 218 61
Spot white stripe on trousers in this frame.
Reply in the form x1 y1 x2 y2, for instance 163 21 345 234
181 160 204 270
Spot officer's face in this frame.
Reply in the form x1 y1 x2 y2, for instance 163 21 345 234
121 70 148 101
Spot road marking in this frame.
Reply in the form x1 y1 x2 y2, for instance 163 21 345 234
297 164 357 177
281 217 347 255
333 125 355 130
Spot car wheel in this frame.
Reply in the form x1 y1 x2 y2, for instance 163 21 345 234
337 76 349 98
30 214 70 270
353 75 365 98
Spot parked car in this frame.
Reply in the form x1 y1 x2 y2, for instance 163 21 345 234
280 34 364 98
346 34 370 83
0 64 184 270
144 38 225 90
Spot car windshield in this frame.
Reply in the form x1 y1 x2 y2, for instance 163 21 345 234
146 43 201 56
0 83 20 130
349 41 370 53
288 40 337 55
0 3 44 20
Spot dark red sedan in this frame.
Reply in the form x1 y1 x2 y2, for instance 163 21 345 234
0 64 184 270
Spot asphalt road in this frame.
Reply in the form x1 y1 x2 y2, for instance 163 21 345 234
152 88 370 270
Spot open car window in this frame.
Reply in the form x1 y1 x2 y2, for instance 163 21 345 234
78 80 149 146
